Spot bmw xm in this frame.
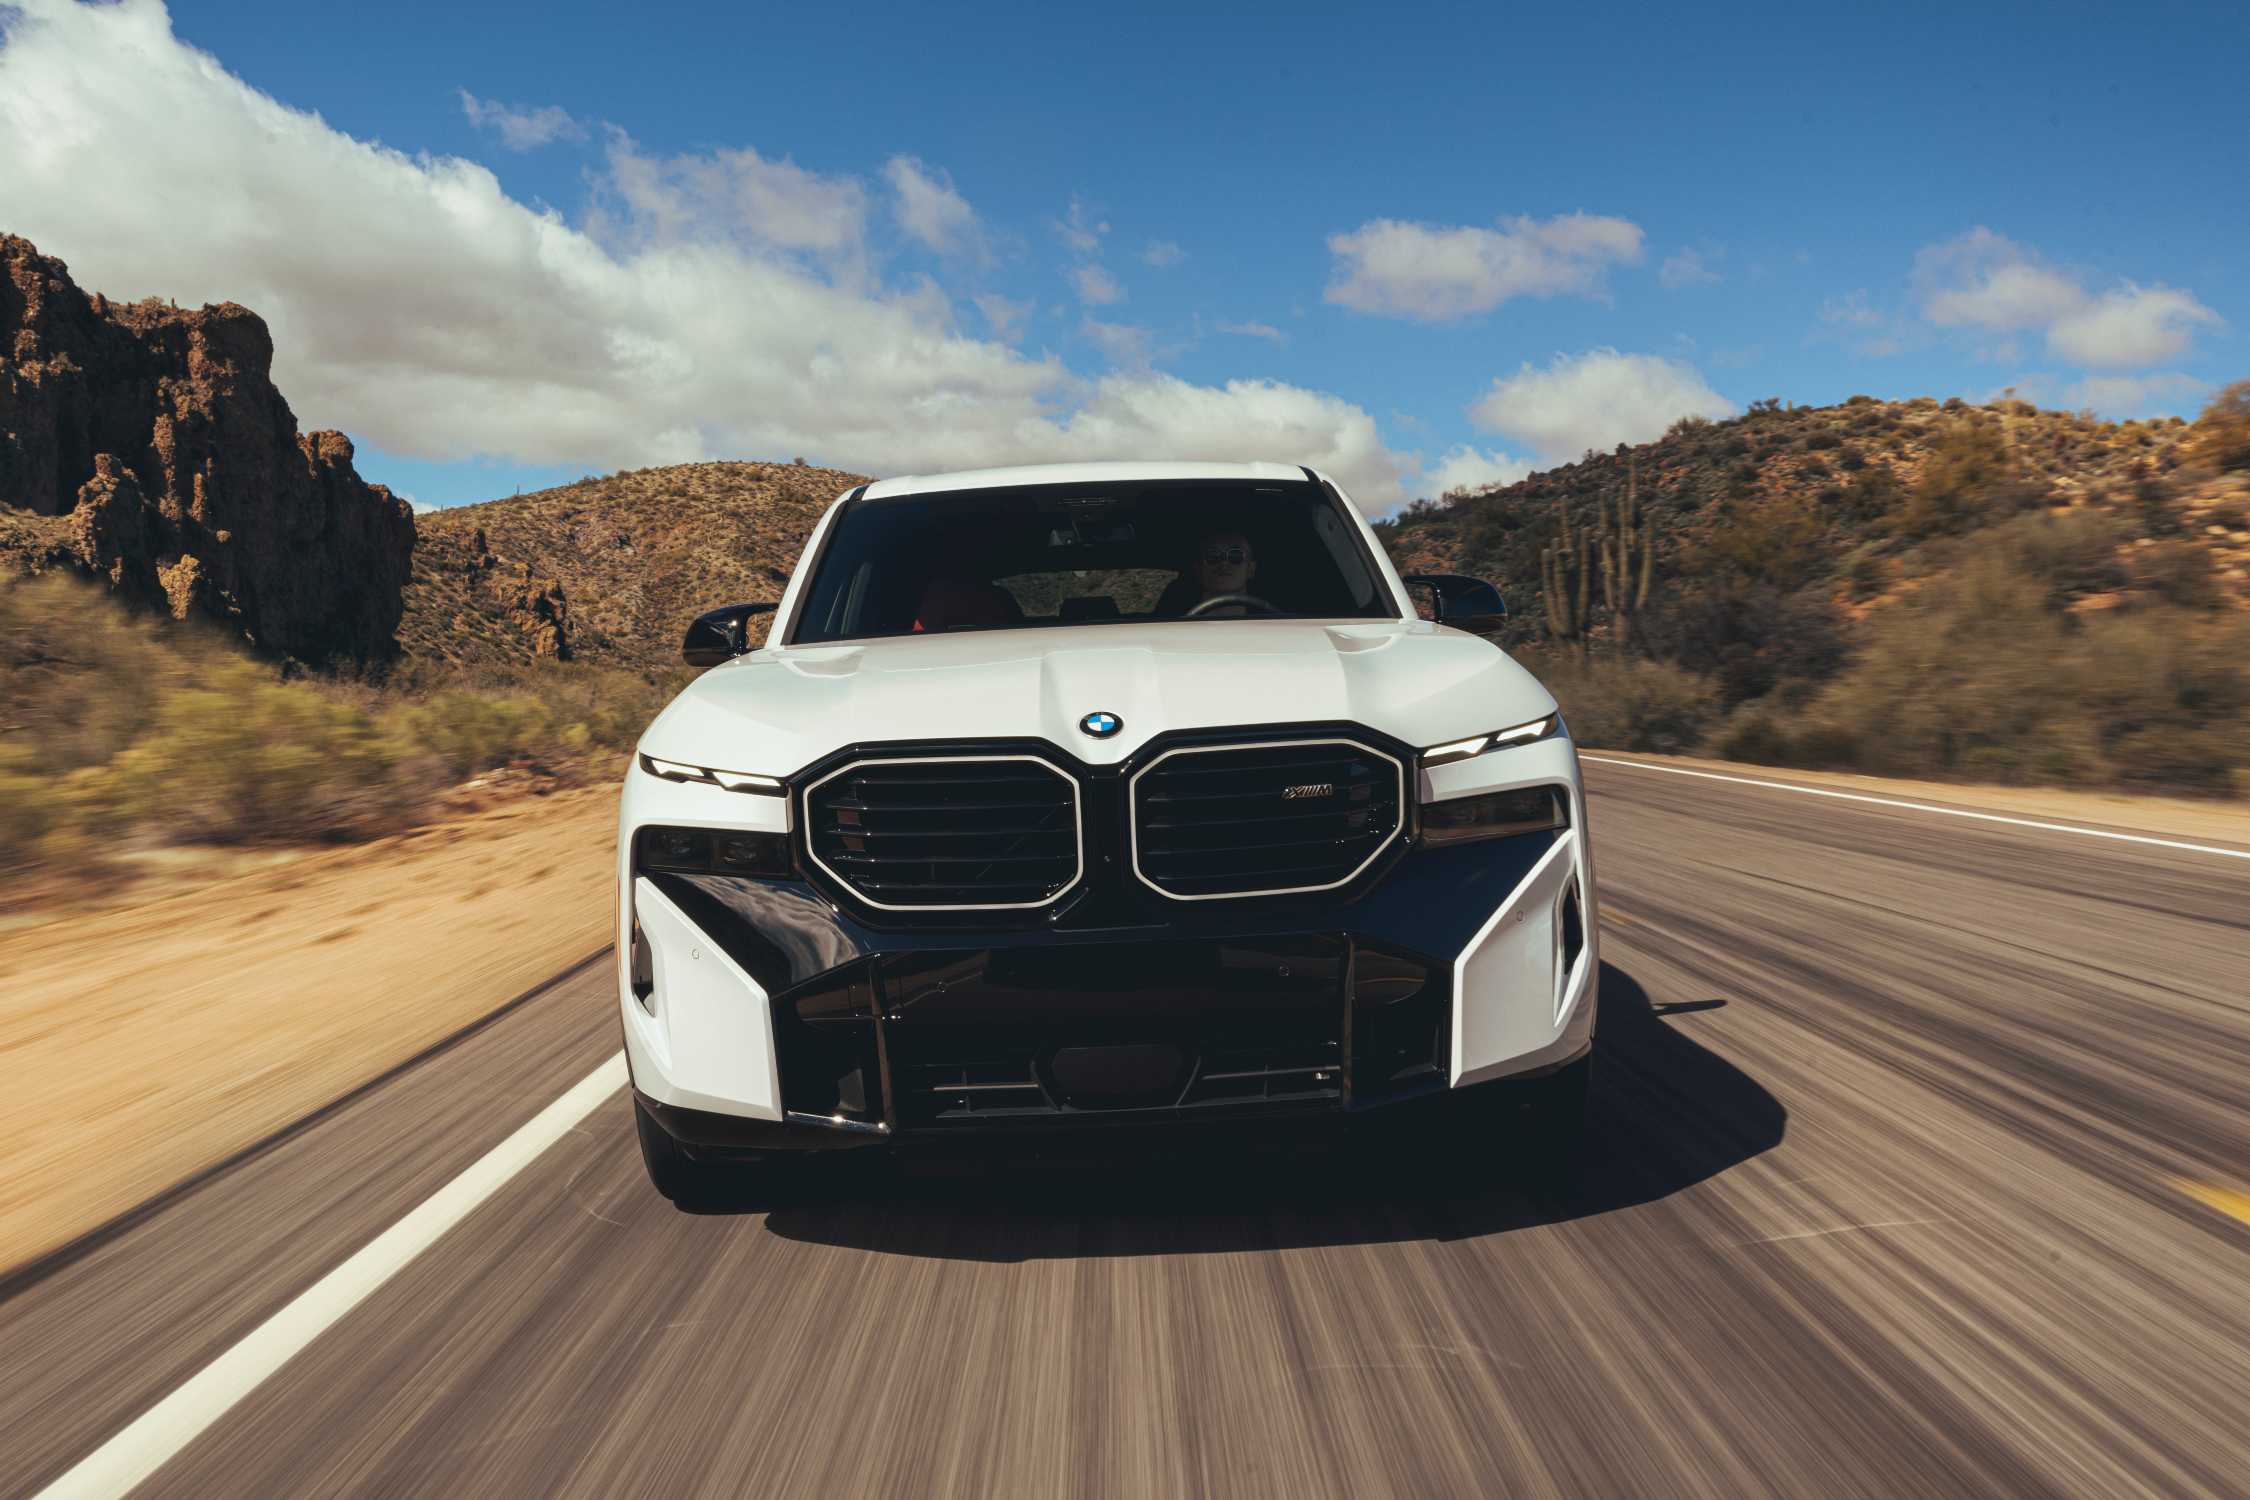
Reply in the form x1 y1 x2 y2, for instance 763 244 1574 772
618 461 1597 1199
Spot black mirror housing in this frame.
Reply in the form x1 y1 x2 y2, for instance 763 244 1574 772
1402 573 1507 637
682 602 778 667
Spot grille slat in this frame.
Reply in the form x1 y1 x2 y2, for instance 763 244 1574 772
1132 737 1402 899
806 756 1081 909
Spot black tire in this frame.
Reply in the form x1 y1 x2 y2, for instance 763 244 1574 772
633 1095 733 1205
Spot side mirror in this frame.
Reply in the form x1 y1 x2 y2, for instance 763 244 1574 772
682 602 778 667
1402 574 1507 638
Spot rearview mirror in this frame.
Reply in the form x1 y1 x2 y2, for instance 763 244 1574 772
1402 574 1507 638
682 602 778 667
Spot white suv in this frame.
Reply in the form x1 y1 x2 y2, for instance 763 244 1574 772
617 462 1598 1199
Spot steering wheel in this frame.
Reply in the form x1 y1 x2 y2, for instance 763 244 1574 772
1185 593 1283 617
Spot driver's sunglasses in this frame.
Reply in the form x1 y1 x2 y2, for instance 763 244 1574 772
1201 546 1250 566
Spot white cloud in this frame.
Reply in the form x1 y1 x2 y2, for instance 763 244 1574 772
0 0 1415 507
599 134 868 257
1141 239 1184 267
1080 319 1152 369
972 292 1033 343
883 155 983 260
1324 212 1644 322
1916 229 2086 330
2048 285 2222 369
1913 227 2222 369
1055 194 1108 253
1070 263 1124 306
2063 371 2208 416
400 491 433 513
1217 320 1286 344
1468 349 1735 462
1424 445 1533 498
1658 247 1719 289
457 89 583 151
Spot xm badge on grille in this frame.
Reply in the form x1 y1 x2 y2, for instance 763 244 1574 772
1282 782 1335 800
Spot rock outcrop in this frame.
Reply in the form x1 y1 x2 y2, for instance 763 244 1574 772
1 234 414 662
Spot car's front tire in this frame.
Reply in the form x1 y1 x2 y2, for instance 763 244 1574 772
633 1094 735 1205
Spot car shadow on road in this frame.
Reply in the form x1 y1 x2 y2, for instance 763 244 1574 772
739 962 1785 1261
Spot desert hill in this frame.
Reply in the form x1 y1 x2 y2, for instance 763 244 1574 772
1378 393 2250 629
1375 388 2250 790
399 460 871 671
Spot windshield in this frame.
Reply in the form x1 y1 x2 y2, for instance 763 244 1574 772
787 479 1398 644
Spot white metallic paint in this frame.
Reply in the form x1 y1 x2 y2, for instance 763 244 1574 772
620 461 1598 1121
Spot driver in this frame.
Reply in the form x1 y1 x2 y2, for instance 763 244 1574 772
1190 529 1258 611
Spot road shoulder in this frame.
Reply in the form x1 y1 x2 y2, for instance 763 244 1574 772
1583 750 2250 849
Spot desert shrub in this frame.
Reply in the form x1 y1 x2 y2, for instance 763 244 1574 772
98 661 409 843
0 575 682 886
1524 652 1720 754
1803 430 1841 451
1896 420 2042 536
1845 549 1889 598
2207 500 2249 531
2183 383 2246 469
0 574 188 773
1637 582 1849 705
1838 447 1867 471
1791 555 2100 783
2133 540 2221 609
1676 490 1834 590
1776 553 2249 792
1986 510 2127 603
1801 458 1831 479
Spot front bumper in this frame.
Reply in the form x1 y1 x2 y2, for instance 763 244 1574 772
617 735 1598 1151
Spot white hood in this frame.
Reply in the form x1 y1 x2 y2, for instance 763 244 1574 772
641 620 1558 774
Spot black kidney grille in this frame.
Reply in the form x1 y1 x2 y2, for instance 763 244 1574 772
1132 739 1403 898
805 757 1080 908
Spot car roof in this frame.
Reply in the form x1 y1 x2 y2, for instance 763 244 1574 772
859 460 1316 500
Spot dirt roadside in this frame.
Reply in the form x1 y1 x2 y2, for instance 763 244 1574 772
0 787 619 1276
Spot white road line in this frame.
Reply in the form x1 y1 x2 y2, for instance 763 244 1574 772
37 1052 629 1500
1580 755 2250 863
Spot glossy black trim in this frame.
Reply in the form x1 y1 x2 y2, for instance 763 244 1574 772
778 720 1431 932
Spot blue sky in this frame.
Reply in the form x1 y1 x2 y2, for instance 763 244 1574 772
2 0 2242 510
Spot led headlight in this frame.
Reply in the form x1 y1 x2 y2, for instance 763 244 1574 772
634 824 793 877
1420 713 1562 767
639 753 785 795
1421 785 1571 846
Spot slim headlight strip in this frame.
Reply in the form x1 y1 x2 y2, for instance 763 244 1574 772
1419 713 1561 767
638 753 786 796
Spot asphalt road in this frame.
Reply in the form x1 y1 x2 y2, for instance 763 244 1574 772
6 759 2249 1498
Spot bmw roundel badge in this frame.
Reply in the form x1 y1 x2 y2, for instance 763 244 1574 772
1080 710 1122 739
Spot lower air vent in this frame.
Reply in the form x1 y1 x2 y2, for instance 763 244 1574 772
1130 737 1404 899
804 755 1082 910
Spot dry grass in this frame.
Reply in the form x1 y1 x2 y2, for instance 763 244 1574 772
1 574 675 896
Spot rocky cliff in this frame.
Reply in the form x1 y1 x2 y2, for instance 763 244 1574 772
0 234 414 662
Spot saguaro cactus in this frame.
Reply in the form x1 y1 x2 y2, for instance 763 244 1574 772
1540 495 1591 656
1597 455 1654 650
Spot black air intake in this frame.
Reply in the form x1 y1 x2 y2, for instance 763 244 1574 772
1131 737 1404 898
804 756 1081 909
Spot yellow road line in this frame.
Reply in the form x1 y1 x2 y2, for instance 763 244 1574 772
2173 1178 2250 1227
